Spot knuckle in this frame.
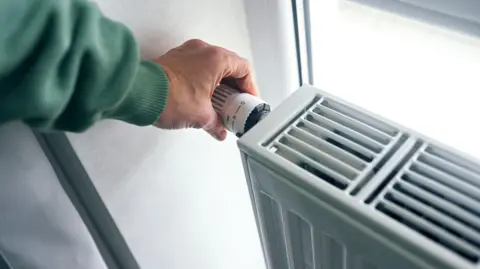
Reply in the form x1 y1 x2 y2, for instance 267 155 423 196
207 47 224 60
184 39 206 47
197 113 212 128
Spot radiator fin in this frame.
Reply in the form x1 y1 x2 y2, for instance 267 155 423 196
287 212 313 269
268 97 401 191
259 193 289 269
322 234 346 269
376 145 480 263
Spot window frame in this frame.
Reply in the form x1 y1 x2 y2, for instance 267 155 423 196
290 0 480 93
381 0 480 25
291 0 314 86
347 0 480 37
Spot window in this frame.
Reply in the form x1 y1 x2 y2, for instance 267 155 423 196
294 0 480 158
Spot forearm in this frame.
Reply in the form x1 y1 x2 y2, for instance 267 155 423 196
0 0 168 132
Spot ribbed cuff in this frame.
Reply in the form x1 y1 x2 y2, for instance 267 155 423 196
107 61 169 126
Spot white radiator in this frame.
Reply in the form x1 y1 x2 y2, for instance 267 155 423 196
238 84 480 269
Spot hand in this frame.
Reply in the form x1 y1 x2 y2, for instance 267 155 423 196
154 39 258 141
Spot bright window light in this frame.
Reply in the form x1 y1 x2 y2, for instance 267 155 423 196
309 0 480 158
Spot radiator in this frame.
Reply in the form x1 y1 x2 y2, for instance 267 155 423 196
238 84 480 269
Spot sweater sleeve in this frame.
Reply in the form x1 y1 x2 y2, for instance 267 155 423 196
0 0 169 132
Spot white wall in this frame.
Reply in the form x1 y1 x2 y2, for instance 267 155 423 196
242 0 300 108
68 1 265 268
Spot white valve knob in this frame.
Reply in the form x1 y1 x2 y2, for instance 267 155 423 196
212 85 271 137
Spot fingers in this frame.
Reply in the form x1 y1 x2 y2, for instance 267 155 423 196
182 41 259 96
220 74 258 97
222 53 259 96
202 106 227 141
207 46 258 96
235 72 258 96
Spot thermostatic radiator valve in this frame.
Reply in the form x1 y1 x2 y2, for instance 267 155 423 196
212 85 271 138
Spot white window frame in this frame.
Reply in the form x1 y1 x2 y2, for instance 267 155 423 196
370 0 480 24
346 0 480 36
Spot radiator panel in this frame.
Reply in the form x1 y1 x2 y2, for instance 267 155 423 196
239 85 480 269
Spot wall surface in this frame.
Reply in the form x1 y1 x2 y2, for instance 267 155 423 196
68 1 265 268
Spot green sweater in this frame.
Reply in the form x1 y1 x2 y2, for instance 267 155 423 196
0 0 169 132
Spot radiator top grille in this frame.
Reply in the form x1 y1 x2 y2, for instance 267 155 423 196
268 96 401 191
376 144 480 263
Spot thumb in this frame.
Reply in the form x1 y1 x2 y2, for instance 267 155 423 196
203 107 228 141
